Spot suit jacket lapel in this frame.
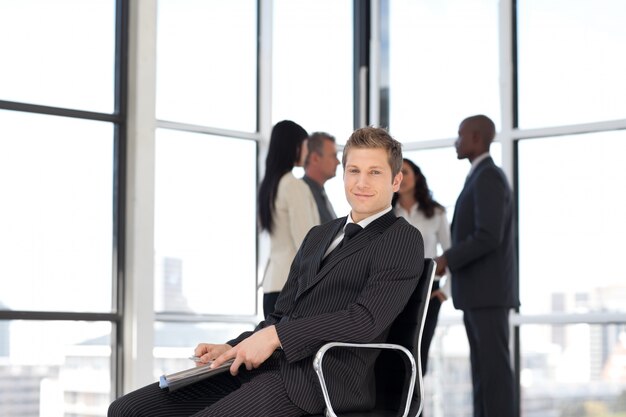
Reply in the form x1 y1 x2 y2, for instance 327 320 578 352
296 218 346 300
296 211 397 300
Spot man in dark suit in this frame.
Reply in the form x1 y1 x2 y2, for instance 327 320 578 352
435 115 519 417
108 127 424 417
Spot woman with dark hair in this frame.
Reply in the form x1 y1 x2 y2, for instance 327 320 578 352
392 158 451 376
259 120 319 317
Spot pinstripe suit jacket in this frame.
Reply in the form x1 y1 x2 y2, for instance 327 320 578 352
228 211 424 414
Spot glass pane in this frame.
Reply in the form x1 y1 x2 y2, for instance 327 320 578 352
154 129 257 316
518 132 626 314
521 323 626 417
387 0 500 141
0 320 112 416
0 110 114 313
423 323 472 417
154 321 255 378
272 0 354 144
517 1 626 128
156 0 257 131
0 0 115 112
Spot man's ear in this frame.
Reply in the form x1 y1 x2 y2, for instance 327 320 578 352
392 171 403 192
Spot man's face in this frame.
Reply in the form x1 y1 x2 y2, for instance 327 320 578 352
318 140 340 181
343 148 402 223
455 120 476 160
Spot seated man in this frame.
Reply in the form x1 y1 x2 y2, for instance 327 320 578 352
108 127 425 417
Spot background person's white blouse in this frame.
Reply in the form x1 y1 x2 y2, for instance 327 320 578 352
394 203 451 295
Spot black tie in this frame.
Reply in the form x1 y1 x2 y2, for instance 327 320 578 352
321 223 363 268
343 223 363 241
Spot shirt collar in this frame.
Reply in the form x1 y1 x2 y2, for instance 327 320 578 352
468 152 491 177
347 206 392 230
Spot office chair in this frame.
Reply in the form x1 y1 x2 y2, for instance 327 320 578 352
308 258 436 417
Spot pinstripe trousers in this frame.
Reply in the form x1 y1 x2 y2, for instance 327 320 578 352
107 358 308 417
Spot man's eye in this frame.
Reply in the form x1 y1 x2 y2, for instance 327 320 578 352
371 170 381 175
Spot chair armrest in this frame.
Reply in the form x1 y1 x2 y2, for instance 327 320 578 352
312 342 416 417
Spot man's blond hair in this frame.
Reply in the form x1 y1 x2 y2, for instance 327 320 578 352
342 127 403 178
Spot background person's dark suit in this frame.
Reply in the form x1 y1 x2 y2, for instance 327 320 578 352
108 211 424 417
445 156 519 417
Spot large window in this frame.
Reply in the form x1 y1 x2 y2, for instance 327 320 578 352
0 1 123 415
387 0 501 141
383 1 626 417
513 2 626 415
153 0 260 379
0 0 116 113
156 0 257 132
518 132 626 315
272 0 354 144
154 130 257 316
517 0 626 128
0 112 115 313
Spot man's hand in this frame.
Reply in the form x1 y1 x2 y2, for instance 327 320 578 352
211 325 281 376
193 343 231 364
434 255 448 276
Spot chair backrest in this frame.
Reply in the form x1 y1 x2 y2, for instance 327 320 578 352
374 258 435 416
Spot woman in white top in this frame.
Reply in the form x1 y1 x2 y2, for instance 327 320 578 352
258 120 320 318
393 158 450 375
